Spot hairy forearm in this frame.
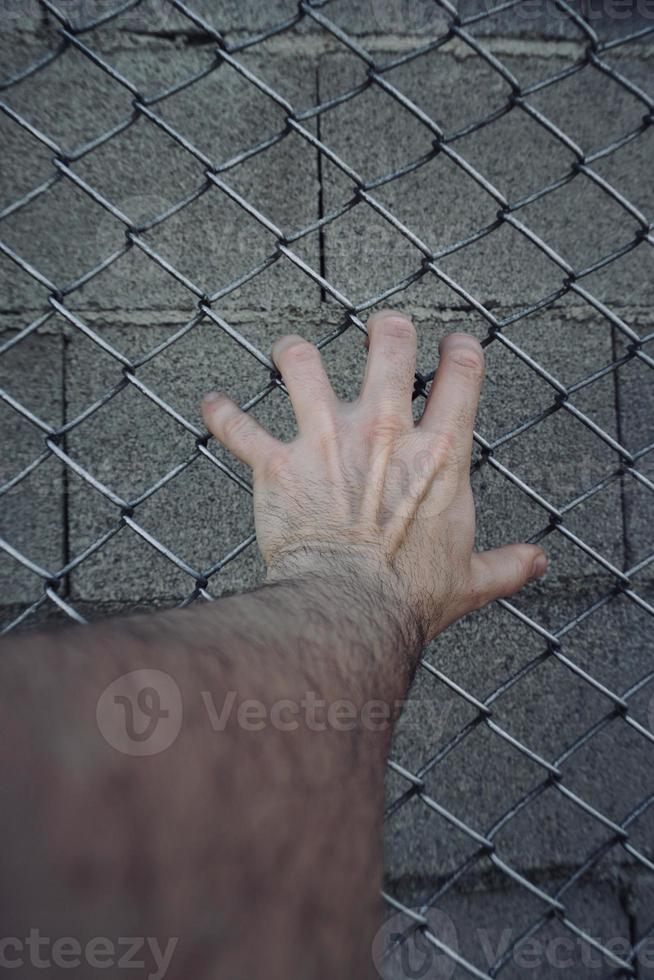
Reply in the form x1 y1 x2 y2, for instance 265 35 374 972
0 571 421 979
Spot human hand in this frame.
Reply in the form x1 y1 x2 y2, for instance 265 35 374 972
202 310 547 645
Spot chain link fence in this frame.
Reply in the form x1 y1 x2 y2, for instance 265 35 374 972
1 0 653 976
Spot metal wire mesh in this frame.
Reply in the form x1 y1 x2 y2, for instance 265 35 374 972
1 0 653 975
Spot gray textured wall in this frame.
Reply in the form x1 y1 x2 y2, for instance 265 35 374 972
1 1 653 976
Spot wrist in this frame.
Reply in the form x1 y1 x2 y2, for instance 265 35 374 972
264 544 425 679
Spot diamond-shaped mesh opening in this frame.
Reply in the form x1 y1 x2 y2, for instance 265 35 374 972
1 0 653 974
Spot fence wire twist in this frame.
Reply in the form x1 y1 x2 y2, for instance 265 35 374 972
1 0 653 975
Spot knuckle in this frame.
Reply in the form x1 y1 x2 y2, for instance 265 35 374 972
467 578 490 611
422 429 457 467
446 346 485 380
262 445 290 480
280 339 318 368
221 410 249 444
366 412 405 443
375 316 416 343
516 555 533 587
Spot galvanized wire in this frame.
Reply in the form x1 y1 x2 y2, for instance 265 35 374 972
0 0 653 975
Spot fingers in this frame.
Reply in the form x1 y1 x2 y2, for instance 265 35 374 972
202 392 279 468
360 310 417 424
419 333 485 464
470 544 548 608
271 334 337 432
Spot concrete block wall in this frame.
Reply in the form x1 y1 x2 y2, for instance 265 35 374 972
1 1 653 975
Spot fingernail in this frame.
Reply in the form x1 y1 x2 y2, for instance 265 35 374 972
530 554 548 581
202 391 221 404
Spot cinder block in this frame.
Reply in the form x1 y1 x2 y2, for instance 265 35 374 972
64 319 280 600
0 331 65 606
300 0 603 40
523 52 654 311
0 0 43 33
2 311 372 608
614 336 654 580
591 124 654 224
319 50 654 311
2 0 294 36
0 109 53 215
461 0 654 41
1 35 134 155
0 38 321 314
476 308 624 583
472 877 630 979
377 876 631 980
39 0 302 36
385 584 654 889
628 873 654 977
0 594 181 634
9 0 651 44
57 314 377 605
64 312 360 601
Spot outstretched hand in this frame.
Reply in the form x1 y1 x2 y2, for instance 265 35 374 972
202 309 547 646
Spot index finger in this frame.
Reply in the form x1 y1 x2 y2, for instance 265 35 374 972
418 333 484 464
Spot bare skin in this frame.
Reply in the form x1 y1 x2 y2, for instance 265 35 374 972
0 310 546 979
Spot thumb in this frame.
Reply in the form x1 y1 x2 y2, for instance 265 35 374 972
470 544 548 609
